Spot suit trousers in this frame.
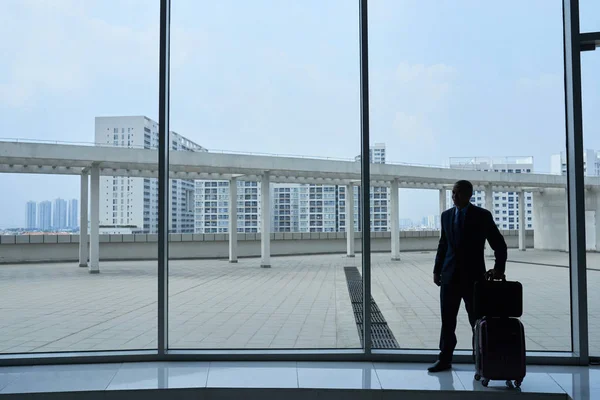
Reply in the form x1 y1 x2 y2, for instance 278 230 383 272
438 279 478 364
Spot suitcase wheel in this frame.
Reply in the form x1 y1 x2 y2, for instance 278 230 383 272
482 379 489 387
474 374 481 381
505 380 514 388
515 380 522 388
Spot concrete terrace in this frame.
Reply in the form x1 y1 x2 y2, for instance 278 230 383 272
0 249 599 355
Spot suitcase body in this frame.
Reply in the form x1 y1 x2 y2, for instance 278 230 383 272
473 279 523 319
474 317 526 387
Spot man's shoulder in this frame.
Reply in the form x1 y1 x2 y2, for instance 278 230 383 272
469 204 493 218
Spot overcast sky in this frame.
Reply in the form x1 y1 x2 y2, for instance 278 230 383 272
1 0 600 228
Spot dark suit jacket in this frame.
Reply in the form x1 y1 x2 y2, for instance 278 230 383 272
434 204 507 285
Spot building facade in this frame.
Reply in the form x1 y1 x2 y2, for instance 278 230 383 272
26 201 37 230
270 144 388 233
355 143 390 232
68 199 79 229
551 149 600 176
95 116 205 234
38 201 52 231
195 180 261 234
53 198 67 230
271 184 361 233
448 156 534 230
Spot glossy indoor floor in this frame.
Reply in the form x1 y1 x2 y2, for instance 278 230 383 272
0 361 597 399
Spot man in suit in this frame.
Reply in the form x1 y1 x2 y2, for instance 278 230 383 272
428 180 507 373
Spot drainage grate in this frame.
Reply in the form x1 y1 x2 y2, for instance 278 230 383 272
344 266 399 349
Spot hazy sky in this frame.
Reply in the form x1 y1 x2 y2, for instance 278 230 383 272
1 0 599 228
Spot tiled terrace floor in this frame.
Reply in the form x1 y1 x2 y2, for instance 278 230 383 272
0 250 599 354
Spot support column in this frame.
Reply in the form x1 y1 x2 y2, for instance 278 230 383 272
89 166 100 274
390 179 400 261
260 172 271 268
485 184 494 257
438 188 446 237
518 191 526 251
346 184 355 257
79 171 89 267
229 178 238 263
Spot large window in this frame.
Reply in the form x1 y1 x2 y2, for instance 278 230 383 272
581 48 600 356
0 1 159 353
167 0 363 350
368 0 571 352
0 0 595 363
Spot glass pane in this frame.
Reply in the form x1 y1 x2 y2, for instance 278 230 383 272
579 0 600 34
369 0 571 353
0 1 159 353
168 0 362 350
581 50 600 356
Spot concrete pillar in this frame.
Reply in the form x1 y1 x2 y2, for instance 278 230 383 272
518 191 526 251
438 188 446 237
260 172 271 268
89 166 100 274
79 171 89 267
346 184 355 257
390 179 400 260
229 178 238 263
485 184 494 257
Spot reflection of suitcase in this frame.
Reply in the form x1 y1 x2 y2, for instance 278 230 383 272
474 317 526 388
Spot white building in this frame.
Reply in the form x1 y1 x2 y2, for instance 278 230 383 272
272 184 361 233
68 199 78 229
551 149 600 176
53 198 67 230
270 144 387 233
26 201 37 230
356 143 390 232
195 180 261 234
38 201 52 231
95 116 206 234
449 157 534 230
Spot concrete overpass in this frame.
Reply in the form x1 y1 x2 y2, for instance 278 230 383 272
1 141 598 273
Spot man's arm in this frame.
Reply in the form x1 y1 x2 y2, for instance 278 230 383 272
485 210 507 275
434 213 447 280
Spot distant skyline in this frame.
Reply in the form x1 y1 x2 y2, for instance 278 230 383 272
1 1 600 228
18 198 79 231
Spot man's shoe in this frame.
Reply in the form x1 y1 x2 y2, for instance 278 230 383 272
427 360 452 373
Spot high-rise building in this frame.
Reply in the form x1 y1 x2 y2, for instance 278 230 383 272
38 201 52 231
354 143 386 164
448 156 534 230
551 149 600 177
26 201 37 230
195 180 261 234
270 144 388 233
68 199 79 229
272 184 360 233
53 198 67 229
95 116 205 234
355 143 390 232
426 215 439 230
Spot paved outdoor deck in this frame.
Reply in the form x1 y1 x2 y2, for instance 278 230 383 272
0 250 599 354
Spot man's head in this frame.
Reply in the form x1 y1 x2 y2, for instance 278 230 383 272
452 180 473 209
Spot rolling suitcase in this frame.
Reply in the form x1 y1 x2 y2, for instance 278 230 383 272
473 275 526 388
474 316 526 388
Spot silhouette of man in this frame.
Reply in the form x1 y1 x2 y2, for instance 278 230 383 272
428 180 507 373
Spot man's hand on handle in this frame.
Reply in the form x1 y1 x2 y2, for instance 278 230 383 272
485 269 504 280
433 273 442 287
